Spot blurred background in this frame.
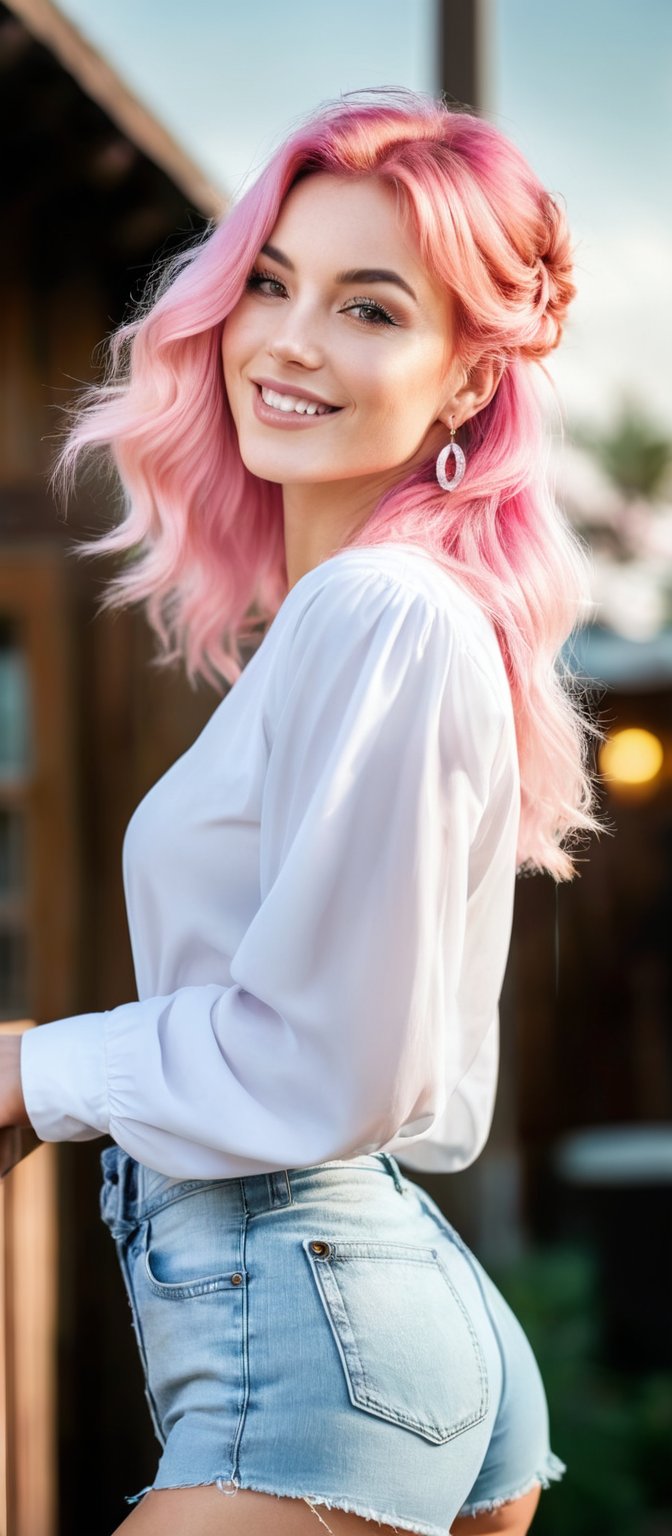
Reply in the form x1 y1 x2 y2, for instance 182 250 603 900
0 1 670 1532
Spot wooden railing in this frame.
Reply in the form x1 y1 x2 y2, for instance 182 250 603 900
0 1021 57 1536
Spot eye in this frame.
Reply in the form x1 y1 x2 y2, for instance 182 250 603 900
244 269 398 328
245 268 286 298
343 298 397 328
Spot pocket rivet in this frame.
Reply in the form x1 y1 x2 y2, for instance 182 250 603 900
310 1241 331 1257
231 1273 243 1285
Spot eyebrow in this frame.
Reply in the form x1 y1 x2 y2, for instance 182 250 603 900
259 242 418 303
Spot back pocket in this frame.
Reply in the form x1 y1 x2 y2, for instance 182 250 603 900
303 1236 488 1444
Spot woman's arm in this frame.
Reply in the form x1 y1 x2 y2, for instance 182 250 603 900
19 569 507 1178
0 1035 31 1128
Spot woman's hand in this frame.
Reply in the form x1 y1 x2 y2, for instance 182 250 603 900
0 1035 32 1129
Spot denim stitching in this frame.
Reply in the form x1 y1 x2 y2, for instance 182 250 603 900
305 1241 488 1442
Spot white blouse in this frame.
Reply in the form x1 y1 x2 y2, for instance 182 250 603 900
20 542 521 1180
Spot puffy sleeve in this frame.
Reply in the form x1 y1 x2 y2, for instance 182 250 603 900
20 566 503 1178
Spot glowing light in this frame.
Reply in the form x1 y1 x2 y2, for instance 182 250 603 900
599 727 664 786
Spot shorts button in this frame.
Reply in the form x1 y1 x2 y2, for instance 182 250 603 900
231 1273 243 1285
310 1241 331 1257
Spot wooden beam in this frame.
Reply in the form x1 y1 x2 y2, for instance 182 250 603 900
437 0 495 114
0 1022 58 1536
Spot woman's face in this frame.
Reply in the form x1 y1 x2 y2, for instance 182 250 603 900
221 172 464 491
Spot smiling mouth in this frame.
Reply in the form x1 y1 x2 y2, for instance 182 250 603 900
252 382 344 425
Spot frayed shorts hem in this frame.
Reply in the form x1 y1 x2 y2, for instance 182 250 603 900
125 1472 457 1533
124 1452 567 1533
455 1450 568 1518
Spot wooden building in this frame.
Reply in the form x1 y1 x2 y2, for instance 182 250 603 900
0 1 226 1527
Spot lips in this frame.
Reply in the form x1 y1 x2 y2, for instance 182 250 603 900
251 382 343 430
252 377 342 409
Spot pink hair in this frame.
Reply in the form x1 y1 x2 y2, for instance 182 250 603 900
50 85 607 882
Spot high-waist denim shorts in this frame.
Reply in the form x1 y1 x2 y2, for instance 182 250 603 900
99 1145 566 1535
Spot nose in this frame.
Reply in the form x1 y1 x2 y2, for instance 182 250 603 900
268 301 324 371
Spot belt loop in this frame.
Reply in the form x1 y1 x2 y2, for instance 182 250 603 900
379 1152 406 1195
266 1169 293 1208
121 1150 140 1225
100 1145 140 1237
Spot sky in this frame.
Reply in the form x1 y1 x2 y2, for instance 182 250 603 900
54 0 672 435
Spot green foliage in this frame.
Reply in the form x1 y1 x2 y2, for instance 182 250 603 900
489 1244 672 1536
572 392 672 499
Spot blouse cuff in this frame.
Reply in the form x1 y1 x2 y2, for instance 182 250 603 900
20 1015 110 1143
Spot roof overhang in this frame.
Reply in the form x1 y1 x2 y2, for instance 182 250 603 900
3 0 228 218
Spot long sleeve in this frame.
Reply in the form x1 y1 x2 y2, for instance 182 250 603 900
20 562 508 1178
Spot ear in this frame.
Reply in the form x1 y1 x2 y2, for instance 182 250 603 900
437 355 505 431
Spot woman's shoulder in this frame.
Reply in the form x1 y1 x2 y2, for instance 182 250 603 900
280 542 510 709
281 541 476 623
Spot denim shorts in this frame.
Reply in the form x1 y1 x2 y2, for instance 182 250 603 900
99 1145 566 1536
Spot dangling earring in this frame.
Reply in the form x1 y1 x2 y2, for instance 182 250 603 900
436 422 466 492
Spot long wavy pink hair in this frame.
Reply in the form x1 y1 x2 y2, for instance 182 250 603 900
50 85 607 882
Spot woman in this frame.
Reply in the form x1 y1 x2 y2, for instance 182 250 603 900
2 87 605 1536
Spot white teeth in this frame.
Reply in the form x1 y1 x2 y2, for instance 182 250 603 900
260 385 333 415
